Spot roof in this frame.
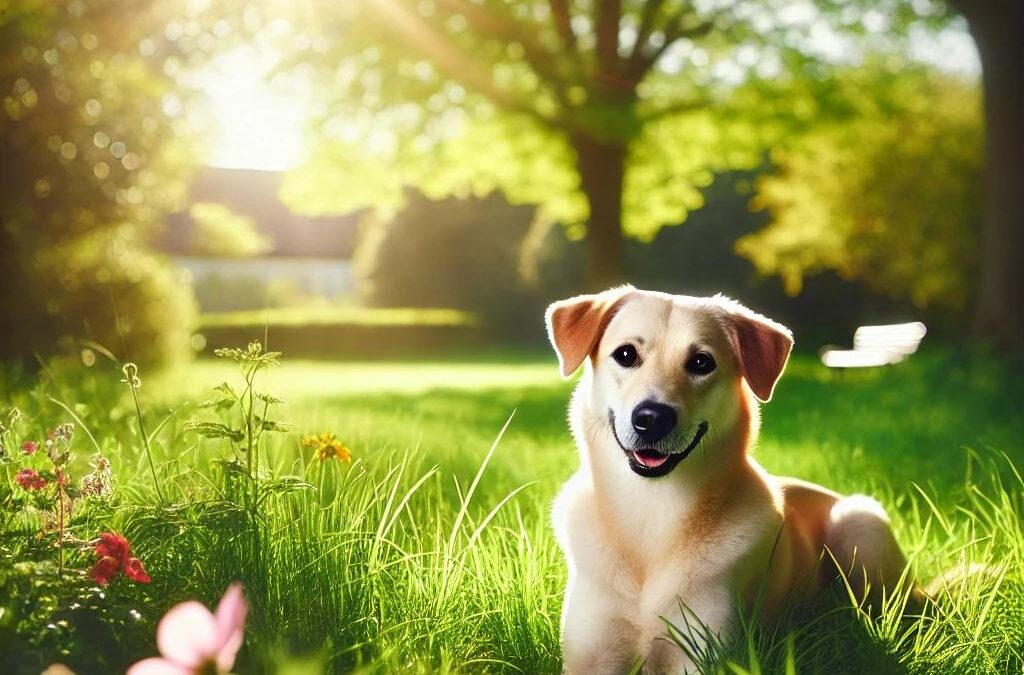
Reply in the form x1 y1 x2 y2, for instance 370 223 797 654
158 166 360 258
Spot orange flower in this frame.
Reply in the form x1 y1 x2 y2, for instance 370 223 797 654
302 432 352 464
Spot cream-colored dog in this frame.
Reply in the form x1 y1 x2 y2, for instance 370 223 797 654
546 287 913 674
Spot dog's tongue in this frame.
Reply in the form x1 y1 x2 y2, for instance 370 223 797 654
632 450 669 469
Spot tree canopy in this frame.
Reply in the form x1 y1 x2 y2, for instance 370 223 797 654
738 63 982 312
278 0 961 287
0 0 198 364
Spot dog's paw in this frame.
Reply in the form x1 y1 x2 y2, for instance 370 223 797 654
642 638 697 675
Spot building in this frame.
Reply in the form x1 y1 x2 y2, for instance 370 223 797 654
158 167 360 311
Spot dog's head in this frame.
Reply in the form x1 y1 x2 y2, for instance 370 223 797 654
546 287 792 478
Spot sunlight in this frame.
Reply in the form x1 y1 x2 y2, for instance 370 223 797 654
196 46 309 172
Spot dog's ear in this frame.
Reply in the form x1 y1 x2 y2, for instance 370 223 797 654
546 287 633 378
718 297 793 402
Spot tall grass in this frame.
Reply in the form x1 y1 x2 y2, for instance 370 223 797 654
0 349 1021 674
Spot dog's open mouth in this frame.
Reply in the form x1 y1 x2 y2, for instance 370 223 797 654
610 412 708 478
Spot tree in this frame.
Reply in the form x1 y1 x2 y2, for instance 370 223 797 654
0 0 198 365
946 0 1024 346
736 64 982 315
283 0 954 290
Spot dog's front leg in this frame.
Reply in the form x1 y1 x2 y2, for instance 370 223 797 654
640 585 734 675
561 574 637 675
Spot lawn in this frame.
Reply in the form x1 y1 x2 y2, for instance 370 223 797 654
1 346 1022 674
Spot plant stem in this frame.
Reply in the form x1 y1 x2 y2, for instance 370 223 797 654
129 385 165 502
57 480 65 575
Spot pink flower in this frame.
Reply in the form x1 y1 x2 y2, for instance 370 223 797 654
15 468 47 490
128 583 247 675
21 441 38 455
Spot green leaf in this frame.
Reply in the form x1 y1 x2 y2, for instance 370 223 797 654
184 420 245 442
257 417 295 433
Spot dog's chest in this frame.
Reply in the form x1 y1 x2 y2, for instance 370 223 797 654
561 484 712 593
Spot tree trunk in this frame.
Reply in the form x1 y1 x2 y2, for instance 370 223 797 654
572 133 627 291
960 1 1024 347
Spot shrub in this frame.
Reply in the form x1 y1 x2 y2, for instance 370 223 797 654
356 190 539 334
39 227 198 367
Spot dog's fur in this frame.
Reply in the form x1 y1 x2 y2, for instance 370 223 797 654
546 287 913 674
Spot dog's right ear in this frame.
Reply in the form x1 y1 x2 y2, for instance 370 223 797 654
545 287 633 378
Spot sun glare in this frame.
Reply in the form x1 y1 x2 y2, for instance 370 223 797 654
197 46 309 172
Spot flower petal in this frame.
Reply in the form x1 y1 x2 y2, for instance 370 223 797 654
213 583 247 672
95 532 130 562
126 657 193 675
124 557 151 584
90 556 120 585
215 628 244 674
156 600 219 668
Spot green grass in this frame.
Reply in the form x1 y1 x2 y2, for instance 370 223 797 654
1 348 1022 674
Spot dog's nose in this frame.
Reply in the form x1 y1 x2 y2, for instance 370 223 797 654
631 401 677 444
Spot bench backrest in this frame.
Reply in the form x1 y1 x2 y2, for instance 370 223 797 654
852 322 927 359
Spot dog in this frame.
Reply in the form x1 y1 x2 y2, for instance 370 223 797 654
546 287 915 674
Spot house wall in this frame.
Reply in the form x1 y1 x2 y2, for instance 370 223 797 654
174 256 353 311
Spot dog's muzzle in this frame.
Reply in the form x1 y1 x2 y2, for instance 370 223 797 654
610 410 708 478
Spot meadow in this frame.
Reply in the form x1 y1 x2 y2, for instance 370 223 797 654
1 345 1022 674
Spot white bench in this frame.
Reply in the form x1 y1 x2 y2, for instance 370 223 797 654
820 322 927 368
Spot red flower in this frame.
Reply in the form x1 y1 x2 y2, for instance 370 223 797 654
96 532 131 560
15 468 47 490
123 557 151 584
21 441 38 455
90 556 120 585
90 532 151 585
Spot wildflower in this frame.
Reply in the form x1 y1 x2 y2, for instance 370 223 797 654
127 583 247 675
80 454 113 497
89 532 150 585
21 441 38 455
46 425 73 466
15 468 47 490
302 432 352 463
53 423 75 443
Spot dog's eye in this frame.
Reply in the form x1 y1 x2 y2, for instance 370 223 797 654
685 352 716 376
611 344 639 368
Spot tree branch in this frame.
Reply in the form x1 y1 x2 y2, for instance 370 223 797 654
549 0 577 52
371 0 568 128
628 0 667 62
639 95 711 123
595 0 624 79
430 0 575 104
625 7 721 82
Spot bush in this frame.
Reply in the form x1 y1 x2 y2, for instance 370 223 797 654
738 66 983 313
39 227 198 367
356 190 539 335
0 0 197 368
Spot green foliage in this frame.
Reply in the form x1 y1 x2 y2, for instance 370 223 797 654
189 202 273 257
40 226 198 366
0 0 198 366
278 0 958 252
739 64 983 311
356 190 542 330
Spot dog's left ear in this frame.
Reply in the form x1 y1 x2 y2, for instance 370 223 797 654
546 287 633 378
719 298 793 402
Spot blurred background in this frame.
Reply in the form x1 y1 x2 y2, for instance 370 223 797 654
1 0 1020 367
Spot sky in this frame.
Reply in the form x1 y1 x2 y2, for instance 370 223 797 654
198 46 311 172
